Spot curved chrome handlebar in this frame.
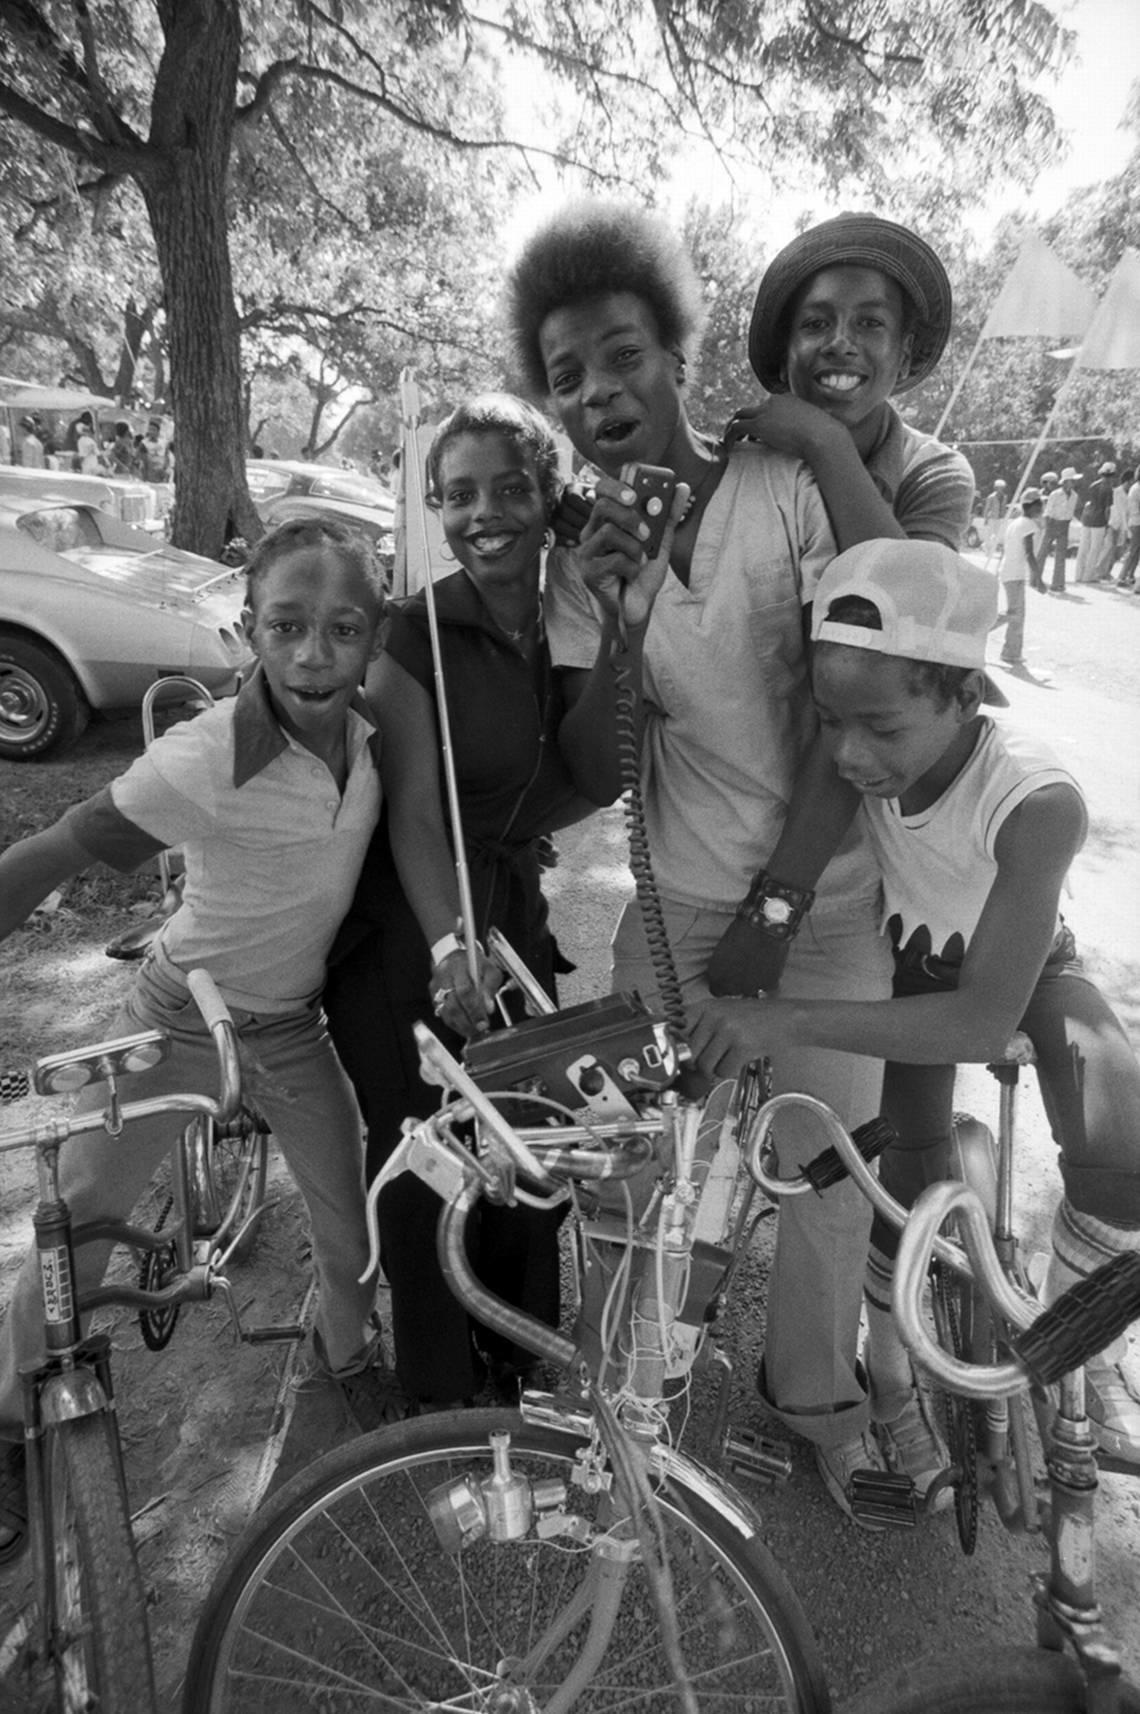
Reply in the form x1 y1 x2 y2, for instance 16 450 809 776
894 1180 1039 1399
0 967 242 1152
743 1090 1047 1397
743 1091 974 1280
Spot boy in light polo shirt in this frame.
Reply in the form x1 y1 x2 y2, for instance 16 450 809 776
691 540 1140 1480
0 518 395 1564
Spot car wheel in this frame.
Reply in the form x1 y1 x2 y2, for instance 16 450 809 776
0 634 90 760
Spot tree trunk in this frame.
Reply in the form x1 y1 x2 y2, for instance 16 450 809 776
138 0 259 557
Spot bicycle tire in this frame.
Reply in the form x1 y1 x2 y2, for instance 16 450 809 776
929 1256 979 1553
45 1412 158 1714
181 1406 831 1714
837 1645 1140 1713
197 1109 270 1264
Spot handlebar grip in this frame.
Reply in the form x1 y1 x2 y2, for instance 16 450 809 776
804 1116 896 1193
1 1068 31 1105
187 968 233 1033
1011 1253 1140 1385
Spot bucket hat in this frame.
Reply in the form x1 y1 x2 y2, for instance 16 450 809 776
749 213 952 395
811 539 1008 706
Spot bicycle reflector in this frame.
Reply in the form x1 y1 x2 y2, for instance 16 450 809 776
34 1030 170 1095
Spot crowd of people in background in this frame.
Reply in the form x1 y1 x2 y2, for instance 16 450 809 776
0 408 173 483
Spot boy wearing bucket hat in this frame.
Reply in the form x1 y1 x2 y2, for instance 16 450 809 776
728 212 974 553
691 539 1140 1476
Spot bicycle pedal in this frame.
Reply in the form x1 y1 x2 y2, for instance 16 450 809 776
243 1323 305 1344
722 1426 793 1485
848 1469 918 1529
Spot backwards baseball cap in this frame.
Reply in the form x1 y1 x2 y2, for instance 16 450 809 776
1019 487 1043 507
1099 461 1117 475
811 539 1009 707
749 212 952 395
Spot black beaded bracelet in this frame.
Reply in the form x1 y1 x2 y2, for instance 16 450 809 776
736 870 816 941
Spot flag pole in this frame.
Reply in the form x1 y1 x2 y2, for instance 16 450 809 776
1012 357 1082 501
399 368 481 990
933 333 984 441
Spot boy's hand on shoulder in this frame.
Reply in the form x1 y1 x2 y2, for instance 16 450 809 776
725 394 842 462
707 918 790 997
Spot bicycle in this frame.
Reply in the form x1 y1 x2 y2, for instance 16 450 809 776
0 969 299 1714
182 992 833 1713
742 1067 1140 1713
104 675 271 1312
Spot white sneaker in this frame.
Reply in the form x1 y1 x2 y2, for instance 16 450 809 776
1085 1352 1140 1464
875 1390 954 1512
813 1430 888 1530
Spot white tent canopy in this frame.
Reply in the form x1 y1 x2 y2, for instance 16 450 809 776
0 377 117 413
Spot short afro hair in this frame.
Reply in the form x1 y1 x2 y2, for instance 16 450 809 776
503 198 706 398
426 393 562 517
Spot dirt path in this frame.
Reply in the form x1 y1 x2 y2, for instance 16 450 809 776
1 574 1138 1708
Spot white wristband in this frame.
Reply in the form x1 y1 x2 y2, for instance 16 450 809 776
430 932 462 967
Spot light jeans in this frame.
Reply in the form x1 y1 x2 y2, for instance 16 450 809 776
1000 579 1026 663
0 944 377 1437
611 891 891 1448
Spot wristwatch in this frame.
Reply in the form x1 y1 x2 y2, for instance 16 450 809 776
756 895 795 932
736 870 815 942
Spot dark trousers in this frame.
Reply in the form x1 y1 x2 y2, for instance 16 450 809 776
871 929 1140 1262
324 817 565 1403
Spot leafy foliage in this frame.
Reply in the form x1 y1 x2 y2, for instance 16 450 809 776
0 0 1080 550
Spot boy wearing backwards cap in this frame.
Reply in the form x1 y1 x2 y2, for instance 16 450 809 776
692 540 1140 1473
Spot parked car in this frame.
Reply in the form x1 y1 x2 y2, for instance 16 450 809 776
0 497 250 760
247 460 396 583
0 464 167 535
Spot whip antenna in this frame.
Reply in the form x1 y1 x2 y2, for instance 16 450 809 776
399 368 480 989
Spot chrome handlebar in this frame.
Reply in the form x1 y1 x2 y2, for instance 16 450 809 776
743 1090 1043 1399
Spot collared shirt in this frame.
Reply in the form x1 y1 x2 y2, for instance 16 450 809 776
860 405 975 547
1044 486 1079 523
61 669 381 1011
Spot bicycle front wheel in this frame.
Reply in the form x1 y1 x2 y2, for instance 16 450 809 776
182 1406 830 1713
44 1412 157 1714
837 1645 1140 1713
